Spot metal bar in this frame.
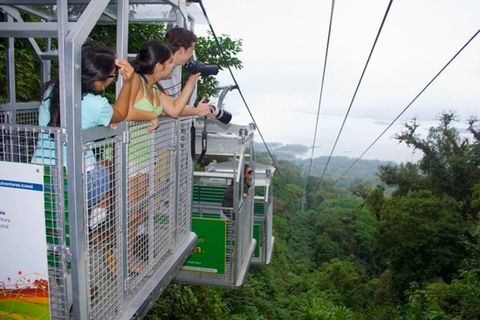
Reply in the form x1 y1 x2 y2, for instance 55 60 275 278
173 119 180 248
6 15 16 106
13 4 55 20
0 22 72 37
0 6 46 64
41 38 52 83
236 146 245 183
56 0 89 318
0 102 39 111
81 125 124 142
193 171 234 178
116 0 129 93
38 51 58 60
66 0 109 46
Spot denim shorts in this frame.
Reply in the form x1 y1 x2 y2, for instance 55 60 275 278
86 164 110 208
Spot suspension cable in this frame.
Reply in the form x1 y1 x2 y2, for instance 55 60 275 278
198 0 284 180
335 27 480 183
319 0 394 183
302 0 335 212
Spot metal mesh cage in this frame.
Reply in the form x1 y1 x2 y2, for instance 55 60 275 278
15 109 40 126
83 137 123 319
1 124 71 320
1 114 196 318
252 176 274 265
176 172 255 288
126 119 176 293
175 117 193 244
0 111 8 124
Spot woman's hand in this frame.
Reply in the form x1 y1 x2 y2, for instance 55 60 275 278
116 59 134 84
185 72 201 86
196 97 215 117
148 117 160 132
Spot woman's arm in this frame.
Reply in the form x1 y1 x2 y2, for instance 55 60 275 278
179 97 213 117
161 73 201 118
110 59 134 124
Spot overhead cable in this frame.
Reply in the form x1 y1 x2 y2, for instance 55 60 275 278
319 0 394 183
335 27 480 183
198 0 284 180
302 0 335 212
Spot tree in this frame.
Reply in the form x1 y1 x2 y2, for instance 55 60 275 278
375 191 469 296
379 113 480 220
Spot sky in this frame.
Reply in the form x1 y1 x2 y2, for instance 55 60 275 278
190 0 480 162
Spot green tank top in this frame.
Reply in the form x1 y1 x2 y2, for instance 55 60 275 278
134 75 163 116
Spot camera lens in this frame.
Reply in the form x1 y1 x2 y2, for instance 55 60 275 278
185 60 219 77
215 109 232 125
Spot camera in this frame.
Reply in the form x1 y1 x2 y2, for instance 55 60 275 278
185 60 219 77
194 97 232 125
210 105 232 125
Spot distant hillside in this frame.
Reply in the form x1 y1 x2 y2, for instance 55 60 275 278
255 142 393 186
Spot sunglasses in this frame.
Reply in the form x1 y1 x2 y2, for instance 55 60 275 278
107 66 119 79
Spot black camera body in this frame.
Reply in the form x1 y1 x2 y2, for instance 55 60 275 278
185 60 219 77
194 97 232 125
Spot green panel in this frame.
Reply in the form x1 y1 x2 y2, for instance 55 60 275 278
253 223 261 258
192 185 227 203
184 217 226 274
44 167 70 246
254 201 265 214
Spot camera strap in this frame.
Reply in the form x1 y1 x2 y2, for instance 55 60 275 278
190 117 208 163
190 121 196 161
198 117 208 163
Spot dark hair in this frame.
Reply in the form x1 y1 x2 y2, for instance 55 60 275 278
133 40 172 75
164 27 197 53
81 42 116 94
42 41 116 127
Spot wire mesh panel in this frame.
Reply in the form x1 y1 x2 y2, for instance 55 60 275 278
15 109 40 125
252 195 273 265
83 137 123 320
176 117 193 244
0 111 9 124
235 186 254 277
126 119 176 292
1 124 70 320
176 173 254 287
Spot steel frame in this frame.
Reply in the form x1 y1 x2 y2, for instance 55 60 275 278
0 1 196 319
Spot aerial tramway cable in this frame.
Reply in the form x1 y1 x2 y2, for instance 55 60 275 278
197 0 284 180
302 0 335 212
319 0 394 183
335 27 480 183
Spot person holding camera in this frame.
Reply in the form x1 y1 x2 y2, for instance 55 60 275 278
126 40 201 130
161 26 213 118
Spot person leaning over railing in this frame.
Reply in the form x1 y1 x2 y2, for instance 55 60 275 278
121 40 205 274
31 41 134 212
126 40 205 130
161 26 212 117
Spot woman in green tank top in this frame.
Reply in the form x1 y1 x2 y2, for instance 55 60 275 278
127 40 201 131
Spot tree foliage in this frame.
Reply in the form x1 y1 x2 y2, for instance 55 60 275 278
375 191 469 296
379 112 480 219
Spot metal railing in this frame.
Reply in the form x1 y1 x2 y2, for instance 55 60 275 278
0 112 196 319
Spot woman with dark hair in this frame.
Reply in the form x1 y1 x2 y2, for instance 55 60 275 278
222 164 254 209
127 40 201 131
32 41 134 208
